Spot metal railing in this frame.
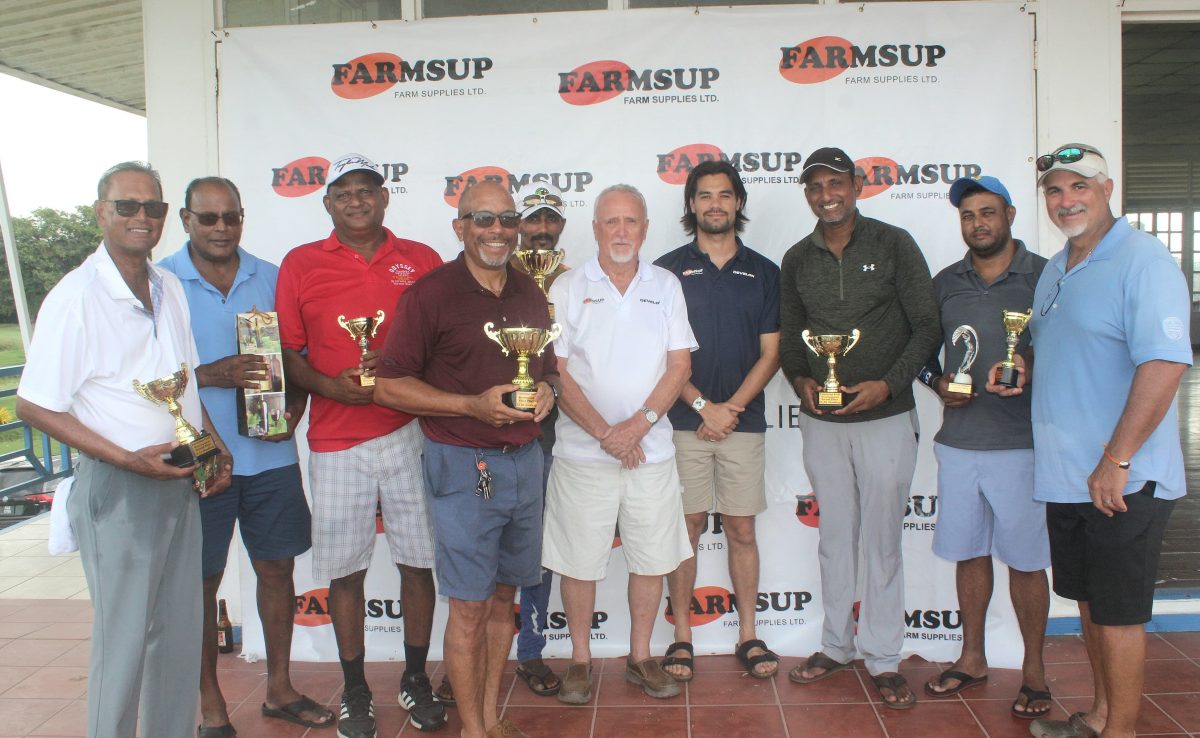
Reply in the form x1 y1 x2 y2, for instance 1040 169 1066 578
0 364 73 498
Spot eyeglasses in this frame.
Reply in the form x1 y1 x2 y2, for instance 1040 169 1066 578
461 210 521 229
100 199 169 219
521 191 564 209
1036 144 1102 173
1039 278 1062 316
185 208 244 227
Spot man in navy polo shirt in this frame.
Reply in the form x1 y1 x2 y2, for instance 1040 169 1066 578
160 177 334 736
654 161 781 681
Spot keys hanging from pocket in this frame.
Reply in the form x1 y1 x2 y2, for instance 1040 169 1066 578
474 452 493 500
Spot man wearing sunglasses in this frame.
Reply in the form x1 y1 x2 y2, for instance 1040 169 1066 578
17 161 234 737
160 177 334 735
918 176 1051 719
1004 145 1191 738
375 180 559 738
277 154 446 737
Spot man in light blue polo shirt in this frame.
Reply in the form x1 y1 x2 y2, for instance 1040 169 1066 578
160 177 334 737
988 145 1190 738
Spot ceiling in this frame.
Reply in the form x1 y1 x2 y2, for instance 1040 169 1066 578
1123 23 1200 149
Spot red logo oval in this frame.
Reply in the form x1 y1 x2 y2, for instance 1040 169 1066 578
294 587 332 627
443 166 512 209
657 143 724 186
331 52 404 100
559 60 633 106
664 585 733 627
795 492 820 528
855 156 900 199
272 156 330 198
779 37 855 85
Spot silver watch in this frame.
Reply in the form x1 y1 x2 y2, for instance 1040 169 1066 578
640 406 659 424
691 396 707 412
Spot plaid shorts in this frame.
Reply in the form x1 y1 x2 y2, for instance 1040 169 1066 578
309 421 435 581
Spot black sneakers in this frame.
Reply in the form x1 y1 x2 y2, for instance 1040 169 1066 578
337 685 376 738
399 671 449 732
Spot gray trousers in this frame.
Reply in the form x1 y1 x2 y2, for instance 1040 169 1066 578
69 455 202 738
799 412 917 675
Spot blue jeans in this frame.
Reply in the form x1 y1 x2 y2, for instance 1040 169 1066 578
516 449 554 662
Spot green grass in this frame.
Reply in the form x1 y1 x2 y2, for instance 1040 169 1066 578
0 324 25 367
0 324 65 463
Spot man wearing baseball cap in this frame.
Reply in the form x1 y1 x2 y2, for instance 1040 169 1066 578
277 154 446 736
780 146 940 709
1001 144 1191 738
918 176 1052 719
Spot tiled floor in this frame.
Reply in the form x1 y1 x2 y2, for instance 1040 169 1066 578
1 597 1200 738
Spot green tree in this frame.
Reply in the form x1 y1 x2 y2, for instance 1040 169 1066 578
0 206 101 323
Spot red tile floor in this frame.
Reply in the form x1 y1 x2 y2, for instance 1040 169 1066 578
3 599 1200 737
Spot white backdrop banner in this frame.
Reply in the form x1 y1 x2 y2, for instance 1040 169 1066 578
222 2 1037 668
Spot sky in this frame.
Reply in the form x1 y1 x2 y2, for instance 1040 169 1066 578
0 73 147 217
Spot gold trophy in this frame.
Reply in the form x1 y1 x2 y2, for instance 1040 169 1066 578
801 329 861 408
947 325 979 395
995 309 1032 388
515 248 565 319
132 363 220 478
483 322 562 411
337 310 386 386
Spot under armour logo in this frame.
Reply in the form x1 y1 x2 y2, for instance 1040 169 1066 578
862 264 876 272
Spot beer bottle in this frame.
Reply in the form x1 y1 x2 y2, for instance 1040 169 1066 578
217 599 235 654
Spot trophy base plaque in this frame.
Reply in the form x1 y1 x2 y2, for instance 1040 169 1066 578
504 389 537 412
947 374 973 394
360 375 376 388
995 365 1021 389
168 432 220 468
817 391 855 409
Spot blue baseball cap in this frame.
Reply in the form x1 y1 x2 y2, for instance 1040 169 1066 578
948 175 1012 208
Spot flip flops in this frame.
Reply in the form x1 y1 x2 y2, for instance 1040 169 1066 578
872 673 917 710
1011 685 1054 719
260 695 335 728
923 669 988 698
788 651 851 684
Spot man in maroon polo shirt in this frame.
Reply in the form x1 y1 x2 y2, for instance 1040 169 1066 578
375 181 559 738
276 154 445 737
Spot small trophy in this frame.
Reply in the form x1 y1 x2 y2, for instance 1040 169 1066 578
995 309 1032 388
515 248 565 319
337 310 386 387
801 329 861 408
132 363 220 472
947 325 978 395
483 322 562 411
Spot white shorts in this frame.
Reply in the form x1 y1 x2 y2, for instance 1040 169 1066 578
542 457 693 579
309 421 435 581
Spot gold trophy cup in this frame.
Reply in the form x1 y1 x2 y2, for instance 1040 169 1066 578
947 325 979 395
337 310 386 387
995 309 1032 388
483 322 562 411
801 329 861 408
515 248 565 319
132 363 220 473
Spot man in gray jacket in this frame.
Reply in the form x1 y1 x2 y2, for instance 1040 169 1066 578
780 147 940 710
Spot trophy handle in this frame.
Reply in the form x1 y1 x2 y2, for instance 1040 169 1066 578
369 310 386 338
842 329 861 355
178 363 190 394
533 324 563 355
801 329 819 355
482 322 510 356
337 315 350 331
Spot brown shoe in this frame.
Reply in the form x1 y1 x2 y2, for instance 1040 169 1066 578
486 718 530 738
557 662 592 705
625 657 681 699
433 674 455 706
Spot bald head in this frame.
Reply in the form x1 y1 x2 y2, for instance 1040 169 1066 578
458 180 514 218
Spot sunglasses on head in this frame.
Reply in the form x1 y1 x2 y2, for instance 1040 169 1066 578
521 192 564 209
461 210 521 229
101 199 169 219
1036 145 1101 173
185 208 244 227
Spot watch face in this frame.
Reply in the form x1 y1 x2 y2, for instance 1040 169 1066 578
691 397 706 411
643 408 659 424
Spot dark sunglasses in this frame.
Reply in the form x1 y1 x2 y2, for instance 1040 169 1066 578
101 199 169 219
185 208 244 227
521 191 564 209
1035 145 1101 173
461 210 521 229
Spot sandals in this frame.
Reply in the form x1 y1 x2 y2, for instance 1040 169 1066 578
515 659 561 697
434 674 455 707
197 726 236 738
924 669 987 698
872 673 917 710
260 694 335 728
788 651 851 684
735 639 779 679
1012 685 1053 719
661 641 695 682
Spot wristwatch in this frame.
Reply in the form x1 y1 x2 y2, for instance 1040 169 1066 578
691 396 707 413
640 406 659 424
548 381 560 400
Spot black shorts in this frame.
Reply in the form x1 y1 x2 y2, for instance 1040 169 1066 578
1046 481 1174 626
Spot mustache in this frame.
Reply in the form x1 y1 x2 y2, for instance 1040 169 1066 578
1056 205 1086 218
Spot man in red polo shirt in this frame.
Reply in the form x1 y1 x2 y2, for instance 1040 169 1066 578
276 154 445 738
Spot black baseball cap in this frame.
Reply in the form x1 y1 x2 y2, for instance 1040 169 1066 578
800 147 854 182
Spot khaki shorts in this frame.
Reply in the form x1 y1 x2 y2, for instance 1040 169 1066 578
542 457 693 580
673 431 766 517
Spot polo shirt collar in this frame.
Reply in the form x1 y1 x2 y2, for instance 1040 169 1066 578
684 238 749 267
451 252 529 297
583 256 655 283
953 239 1035 277
1048 217 1129 276
169 243 260 287
94 242 164 316
320 228 398 261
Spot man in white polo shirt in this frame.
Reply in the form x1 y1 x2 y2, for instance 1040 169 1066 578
543 183 696 705
16 161 233 738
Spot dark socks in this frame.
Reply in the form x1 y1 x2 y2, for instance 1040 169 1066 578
341 653 367 691
404 643 430 677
